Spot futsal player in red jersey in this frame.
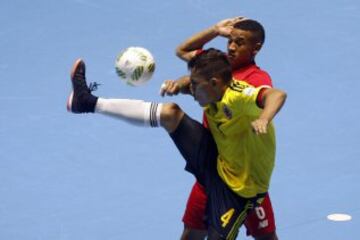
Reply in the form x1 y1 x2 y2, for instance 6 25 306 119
160 17 278 240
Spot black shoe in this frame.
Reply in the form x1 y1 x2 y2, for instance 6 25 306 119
67 59 98 113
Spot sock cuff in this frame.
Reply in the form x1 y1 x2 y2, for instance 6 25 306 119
149 103 162 127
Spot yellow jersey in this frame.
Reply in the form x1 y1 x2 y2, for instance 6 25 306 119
204 80 276 198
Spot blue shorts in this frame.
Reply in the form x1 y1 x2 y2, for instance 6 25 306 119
170 114 265 239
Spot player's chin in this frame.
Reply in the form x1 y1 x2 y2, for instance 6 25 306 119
227 53 236 63
197 100 208 107
194 94 208 107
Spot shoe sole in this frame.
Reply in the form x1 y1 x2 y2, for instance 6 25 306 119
66 59 83 112
66 91 74 112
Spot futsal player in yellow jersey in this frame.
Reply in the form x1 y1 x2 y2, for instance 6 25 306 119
66 49 286 239
205 80 276 198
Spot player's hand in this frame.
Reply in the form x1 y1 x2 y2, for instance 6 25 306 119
159 80 182 97
251 118 269 135
215 16 247 37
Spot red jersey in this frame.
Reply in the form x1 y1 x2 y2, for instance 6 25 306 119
232 63 273 88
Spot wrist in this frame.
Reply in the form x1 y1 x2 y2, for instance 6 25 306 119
177 80 191 94
258 117 270 123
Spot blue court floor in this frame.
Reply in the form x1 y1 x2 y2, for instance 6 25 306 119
1 0 359 239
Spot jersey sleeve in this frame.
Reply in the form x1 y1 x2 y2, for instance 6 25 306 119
235 85 270 116
256 88 267 108
246 71 273 88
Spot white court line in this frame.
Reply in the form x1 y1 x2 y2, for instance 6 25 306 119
327 213 352 222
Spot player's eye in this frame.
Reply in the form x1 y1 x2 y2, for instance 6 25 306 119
235 38 244 46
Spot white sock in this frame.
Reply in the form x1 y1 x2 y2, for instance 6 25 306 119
95 98 162 127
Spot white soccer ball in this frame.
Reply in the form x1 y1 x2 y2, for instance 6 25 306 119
115 47 155 86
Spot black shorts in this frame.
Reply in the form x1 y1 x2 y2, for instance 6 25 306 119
170 114 265 239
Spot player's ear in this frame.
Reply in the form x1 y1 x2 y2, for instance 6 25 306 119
252 42 262 56
210 77 219 87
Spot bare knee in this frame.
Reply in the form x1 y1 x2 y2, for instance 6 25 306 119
160 103 184 132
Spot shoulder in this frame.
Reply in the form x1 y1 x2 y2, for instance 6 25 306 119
226 81 258 99
227 80 268 102
232 64 273 87
228 80 251 93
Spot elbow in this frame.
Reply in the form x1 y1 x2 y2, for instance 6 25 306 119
176 44 192 62
277 90 287 107
280 90 287 102
265 88 287 103
175 47 185 59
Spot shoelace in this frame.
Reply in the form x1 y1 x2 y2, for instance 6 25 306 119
89 82 101 92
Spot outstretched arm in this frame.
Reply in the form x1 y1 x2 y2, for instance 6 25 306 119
176 17 246 62
159 75 191 97
251 88 287 135
176 26 218 62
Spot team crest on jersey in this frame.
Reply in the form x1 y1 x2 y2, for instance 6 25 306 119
243 87 256 96
223 105 232 119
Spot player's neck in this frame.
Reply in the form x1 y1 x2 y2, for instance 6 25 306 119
232 60 256 70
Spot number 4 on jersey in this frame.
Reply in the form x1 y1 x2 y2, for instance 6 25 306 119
221 208 235 227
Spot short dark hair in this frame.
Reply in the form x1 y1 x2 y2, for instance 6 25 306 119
233 19 265 45
188 48 232 83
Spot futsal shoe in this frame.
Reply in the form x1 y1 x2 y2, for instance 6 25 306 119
66 59 98 113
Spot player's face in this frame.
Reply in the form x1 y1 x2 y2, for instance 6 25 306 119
227 29 259 68
189 74 219 107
